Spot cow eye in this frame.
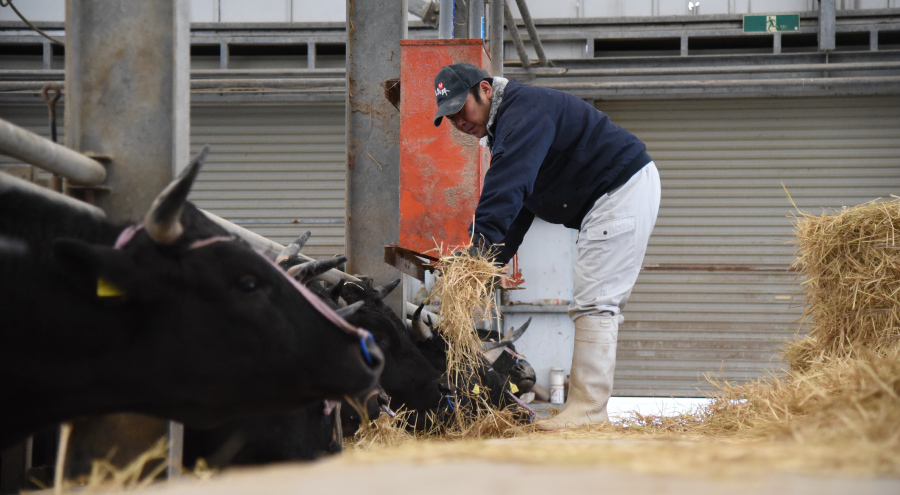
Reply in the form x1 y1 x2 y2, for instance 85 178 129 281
237 275 259 293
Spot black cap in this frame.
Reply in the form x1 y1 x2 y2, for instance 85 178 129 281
433 62 490 127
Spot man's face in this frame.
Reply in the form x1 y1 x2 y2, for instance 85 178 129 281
445 82 492 138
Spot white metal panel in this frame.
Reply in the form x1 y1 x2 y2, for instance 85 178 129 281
0 0 63 22
507 95 900 397
189 0 219 23
189 104 347 258
219 0 291 22
293 0 346 22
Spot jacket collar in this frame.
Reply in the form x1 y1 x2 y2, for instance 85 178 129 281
481 76 509 148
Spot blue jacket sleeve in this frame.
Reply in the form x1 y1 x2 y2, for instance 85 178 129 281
471 108 555 247
493 207 535 264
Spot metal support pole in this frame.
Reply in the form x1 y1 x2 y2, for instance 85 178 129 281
66 0 190 221
453 0 468 39
439 0 454 39
346 0 403 312
504 3 530 69
63 0 190 479
513 0 549 67
819 0 836 52
489 0 504 76
0 117 106 185
469 0 485 39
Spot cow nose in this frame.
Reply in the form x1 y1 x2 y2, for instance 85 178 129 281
437 381 456 394
359 334 384 370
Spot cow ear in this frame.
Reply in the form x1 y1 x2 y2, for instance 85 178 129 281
52 239 144 300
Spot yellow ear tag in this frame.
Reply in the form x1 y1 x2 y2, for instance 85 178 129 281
97 277 125 298
509 383 519 394
471 384 481 395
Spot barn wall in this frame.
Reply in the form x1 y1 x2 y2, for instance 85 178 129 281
0 103 347 259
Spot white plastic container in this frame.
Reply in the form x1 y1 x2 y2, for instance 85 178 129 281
549 367 565 404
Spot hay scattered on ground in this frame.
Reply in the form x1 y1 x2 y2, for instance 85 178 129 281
349 197 900 476
349 245 533 448
79 437 169 491
609 195 900 472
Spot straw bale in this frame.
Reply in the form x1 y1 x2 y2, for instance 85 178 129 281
792 196 900 357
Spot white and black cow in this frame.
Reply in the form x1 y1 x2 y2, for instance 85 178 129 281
0 147 383 450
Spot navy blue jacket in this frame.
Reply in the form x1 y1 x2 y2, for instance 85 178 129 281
472 80 649 264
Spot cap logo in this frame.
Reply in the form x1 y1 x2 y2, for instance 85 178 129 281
435 81 449 97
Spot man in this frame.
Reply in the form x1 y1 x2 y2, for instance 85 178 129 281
433 62 661 429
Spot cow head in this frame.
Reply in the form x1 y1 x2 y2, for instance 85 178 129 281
30 147 384 429
338 279 452 430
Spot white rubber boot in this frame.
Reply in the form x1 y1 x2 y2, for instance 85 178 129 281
536 314 617 430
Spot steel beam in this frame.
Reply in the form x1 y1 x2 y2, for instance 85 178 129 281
346 0 404 311
504 2 530 69
513 0 549 67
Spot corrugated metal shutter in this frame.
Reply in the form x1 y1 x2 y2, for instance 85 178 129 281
597 95 900 396
1 103 347 259
190 104 346 258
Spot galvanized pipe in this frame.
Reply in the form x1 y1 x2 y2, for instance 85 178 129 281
0 117 107 185
820 0 836 51
503 2 530 69
405 301 442 327
0 170 106 217
438 0 454 39
200 208 359 285
468 0 485 39
489 0 504 76
513 0 549 67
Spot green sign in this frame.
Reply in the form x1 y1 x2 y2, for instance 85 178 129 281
743 14 800 33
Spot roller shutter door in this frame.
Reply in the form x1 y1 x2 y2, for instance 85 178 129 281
0 103 347 259
597 96 900 396
190 104 346 258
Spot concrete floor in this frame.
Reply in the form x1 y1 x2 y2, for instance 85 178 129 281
126 457 899 495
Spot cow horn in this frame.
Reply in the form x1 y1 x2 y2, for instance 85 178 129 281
287 256 349 284
482 347 505 366
144 145 209 245
410 303 434 341
335 300 364 319
481 341 507 352
375 278 401 300
502 317 532 344
326 279 346 304
275 231 311 266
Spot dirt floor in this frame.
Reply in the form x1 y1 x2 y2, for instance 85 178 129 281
90 431 899 495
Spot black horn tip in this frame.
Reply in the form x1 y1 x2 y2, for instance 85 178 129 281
336 300 364 319
376 278 402 299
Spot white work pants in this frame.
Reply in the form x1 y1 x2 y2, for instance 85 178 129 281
568 162 661 322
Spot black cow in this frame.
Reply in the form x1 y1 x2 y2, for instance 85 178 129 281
0 148 383 450
410 305 536 420
338 279 452 431
183 258 535 466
